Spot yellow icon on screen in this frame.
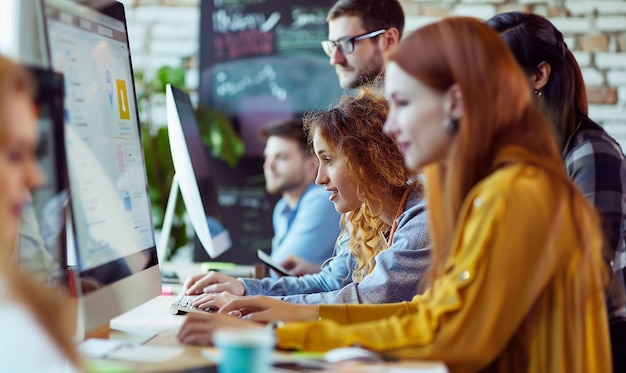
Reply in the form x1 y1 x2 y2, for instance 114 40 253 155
116 79 130 120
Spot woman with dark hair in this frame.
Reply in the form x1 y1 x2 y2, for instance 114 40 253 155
176 18 611 372
487 12 626 371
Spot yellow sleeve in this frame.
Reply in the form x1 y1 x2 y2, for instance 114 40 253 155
276 167 578 368
317 301 419 325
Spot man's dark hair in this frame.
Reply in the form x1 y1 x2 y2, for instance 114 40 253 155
260 118 309 152
327 0 405 38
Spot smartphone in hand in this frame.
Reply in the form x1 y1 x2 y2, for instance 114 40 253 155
257 249 291 276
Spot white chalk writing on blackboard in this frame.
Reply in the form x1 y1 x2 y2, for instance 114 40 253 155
291 8 327 28
275 27 327 50
213 0 265 7
260 12 281 32
213 30 274 60
215 65 287 101
212 9 281 33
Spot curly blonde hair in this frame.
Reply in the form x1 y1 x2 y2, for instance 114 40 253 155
304 88 419 281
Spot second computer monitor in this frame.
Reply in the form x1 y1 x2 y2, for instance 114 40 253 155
163 84 231 260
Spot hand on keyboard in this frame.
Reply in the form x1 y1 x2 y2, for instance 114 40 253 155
170 294 219 315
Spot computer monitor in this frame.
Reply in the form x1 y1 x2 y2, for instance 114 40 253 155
42 0 160 337
162 84 231 260
17 66 68 287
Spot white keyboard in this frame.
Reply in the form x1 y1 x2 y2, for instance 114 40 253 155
170 293 218 315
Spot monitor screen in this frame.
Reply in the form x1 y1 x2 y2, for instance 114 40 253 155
43 0 160 337
163 84 231 259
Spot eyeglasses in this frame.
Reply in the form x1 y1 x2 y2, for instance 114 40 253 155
321 29 386 57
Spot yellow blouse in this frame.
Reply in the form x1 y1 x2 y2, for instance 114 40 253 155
275 147 611 373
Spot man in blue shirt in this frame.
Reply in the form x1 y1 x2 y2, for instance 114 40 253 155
261 119 341 276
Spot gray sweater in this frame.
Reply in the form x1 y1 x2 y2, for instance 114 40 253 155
240 188 431 304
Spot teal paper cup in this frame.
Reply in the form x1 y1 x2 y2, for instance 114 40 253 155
213 328 275 373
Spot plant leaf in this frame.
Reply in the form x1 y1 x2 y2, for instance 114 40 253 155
196 104 245 167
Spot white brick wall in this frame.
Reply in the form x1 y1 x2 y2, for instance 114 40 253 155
462 0 506 3
125 4 200 74
608 70 626 85
568 1 626 15
149 39 197 56
620 86 626 104
132 54 185 74
595 16 626 32
404 16 440 33
532 5 550 17
604 123 626 148
131 6 198 24
596 53 626 69
550 17 594 34
594 1 626 14
589 104 626 123
496 3 528 12
573 51 592 66
452 4 497 18
151 23 198 40
581 67 605 85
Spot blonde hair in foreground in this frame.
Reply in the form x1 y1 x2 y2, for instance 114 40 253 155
304 88 420 281
0 54 80 367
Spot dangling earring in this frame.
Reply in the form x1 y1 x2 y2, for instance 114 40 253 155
534 89 543 97
442 117 459 133
442 98 458 134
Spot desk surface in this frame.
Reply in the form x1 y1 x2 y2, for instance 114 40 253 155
95 295 211 373
91 292 447 373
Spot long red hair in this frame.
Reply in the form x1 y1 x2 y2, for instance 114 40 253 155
387 17 566 282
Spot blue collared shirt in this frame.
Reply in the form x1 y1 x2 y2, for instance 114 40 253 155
240 186 430 303
269 183 341 273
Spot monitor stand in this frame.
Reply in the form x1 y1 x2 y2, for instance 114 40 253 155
157 174 182 266
157 174 231 267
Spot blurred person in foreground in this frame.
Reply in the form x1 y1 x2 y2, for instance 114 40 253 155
0 54 81 372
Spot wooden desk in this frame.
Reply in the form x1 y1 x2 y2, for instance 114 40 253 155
91 294 448 373
90 295 212 372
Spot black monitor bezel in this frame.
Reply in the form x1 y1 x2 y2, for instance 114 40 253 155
26 66 69 278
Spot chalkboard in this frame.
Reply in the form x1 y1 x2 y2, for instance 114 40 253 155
196 0 342 264
192 156 279 264
199 0 343 145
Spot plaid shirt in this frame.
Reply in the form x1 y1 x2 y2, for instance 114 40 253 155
564 118 626 323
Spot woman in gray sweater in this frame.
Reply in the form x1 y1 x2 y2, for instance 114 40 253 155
183 88 430 306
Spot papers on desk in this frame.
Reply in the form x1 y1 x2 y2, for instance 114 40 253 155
107 344 185 363
79 338 184 363
335 361 448 372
